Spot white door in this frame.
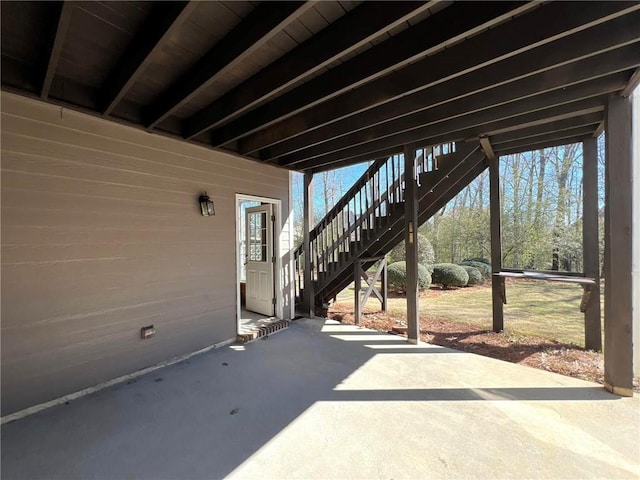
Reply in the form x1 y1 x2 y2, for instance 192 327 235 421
245 204 275 316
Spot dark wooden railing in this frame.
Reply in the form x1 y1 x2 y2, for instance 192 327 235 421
294 142 455 304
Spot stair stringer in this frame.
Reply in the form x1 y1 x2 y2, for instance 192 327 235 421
315 147 487 305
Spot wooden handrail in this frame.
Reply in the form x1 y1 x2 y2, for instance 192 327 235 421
310 157 390 237
294 142 458 304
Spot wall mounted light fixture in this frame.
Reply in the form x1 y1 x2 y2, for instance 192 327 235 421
199 192 215 216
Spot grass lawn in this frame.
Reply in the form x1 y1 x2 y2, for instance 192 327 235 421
334 278 605 348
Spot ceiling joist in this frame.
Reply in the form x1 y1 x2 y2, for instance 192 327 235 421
290 93 610 172
284 74 624 170
266 44 640 163
206 1 532 147
3 2 638 173
144 1 313 129
496 135 588 157
40 1 74 99
489 113 603 145
183 1 437 138
493 126 598 152
100 2 197 116
238 2 640 155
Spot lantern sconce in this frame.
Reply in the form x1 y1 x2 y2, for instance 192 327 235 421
199 192 215 216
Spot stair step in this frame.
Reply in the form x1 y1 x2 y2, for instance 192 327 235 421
237 319 290 344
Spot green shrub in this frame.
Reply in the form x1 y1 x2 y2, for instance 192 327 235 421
387 261 432 292
461 266 484 286
432 263 469 288
464 257 491 265
460 260 491 278
388 234 435 266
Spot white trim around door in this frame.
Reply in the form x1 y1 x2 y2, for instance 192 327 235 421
235 193 292 334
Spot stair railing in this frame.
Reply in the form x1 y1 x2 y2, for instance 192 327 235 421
294 142 456 304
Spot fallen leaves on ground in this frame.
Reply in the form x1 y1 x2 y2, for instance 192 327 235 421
328 303 639 392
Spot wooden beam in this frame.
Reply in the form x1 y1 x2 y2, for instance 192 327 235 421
603 94 634 396
40 2 74 99
494 136 588 157
489 155 504 332
286 76 620 171
404 145 420 344
237 3 640 153
207 1 532 147
144 1 312 129
593 120 605 138
296 104 606 173
490 113 603 145
492 126 598 153
182 1 436 138
306 148 402 174
267 42 640 162
302 171 315 317
582 136 602 352
479 136 495 161
101 2 197 116
494 124 601 149
621 67 640 97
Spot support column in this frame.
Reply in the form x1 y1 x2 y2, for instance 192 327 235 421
381 257 388 313
489 155 504 332
632 91 640 379
604 94 633 396
354 261 361 326
404 145 420 344
582 137 602 352
303 171 315 317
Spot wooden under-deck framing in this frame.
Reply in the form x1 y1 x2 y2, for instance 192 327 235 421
582 136 603 352
489 156 505 333
403 144 420 344
604 94 634 396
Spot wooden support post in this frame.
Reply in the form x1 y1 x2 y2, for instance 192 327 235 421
633 92 640 380
489 155 504 332
404 145 420 344
381 257 388 312
582 136 602 351
354 261 362 326
354 257 388 325
303 171 315 317
603 94 633 396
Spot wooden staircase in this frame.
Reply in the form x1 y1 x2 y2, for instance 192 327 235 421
294 142 488 314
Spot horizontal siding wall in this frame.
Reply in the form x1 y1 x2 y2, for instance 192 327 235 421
1 92 291 415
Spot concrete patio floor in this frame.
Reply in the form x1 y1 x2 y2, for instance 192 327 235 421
2 318 639 480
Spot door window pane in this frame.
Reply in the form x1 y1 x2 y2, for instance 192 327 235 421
248 211 268 262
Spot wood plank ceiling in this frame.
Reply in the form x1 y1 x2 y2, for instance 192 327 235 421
2 1 639 173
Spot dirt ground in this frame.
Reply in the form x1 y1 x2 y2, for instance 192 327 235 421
328 294 640 393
